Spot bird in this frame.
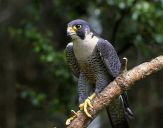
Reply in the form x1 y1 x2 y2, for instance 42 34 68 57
65 19 133 128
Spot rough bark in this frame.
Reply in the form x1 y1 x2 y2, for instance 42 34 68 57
66 55 163 128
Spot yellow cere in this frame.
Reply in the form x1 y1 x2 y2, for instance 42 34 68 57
73 26 77 31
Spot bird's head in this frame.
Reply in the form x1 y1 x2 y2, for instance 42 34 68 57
67 19 98 40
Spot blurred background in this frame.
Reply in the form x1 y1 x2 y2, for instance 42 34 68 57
0 0 163 128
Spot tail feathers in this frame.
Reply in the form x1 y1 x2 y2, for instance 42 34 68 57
120 92 134 119
125 107 134 119
107 110 129 128
106 98 130 128
106 93 134 128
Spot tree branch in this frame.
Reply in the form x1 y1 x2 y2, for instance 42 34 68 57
66 55 163 128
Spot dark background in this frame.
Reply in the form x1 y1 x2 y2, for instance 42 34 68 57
0 0 163 128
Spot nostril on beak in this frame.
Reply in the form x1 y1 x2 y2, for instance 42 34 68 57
67 27 76 36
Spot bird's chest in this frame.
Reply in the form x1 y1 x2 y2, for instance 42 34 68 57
73 38 98 62
73 38 108 83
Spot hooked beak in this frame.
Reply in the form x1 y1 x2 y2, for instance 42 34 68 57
67 27 76 36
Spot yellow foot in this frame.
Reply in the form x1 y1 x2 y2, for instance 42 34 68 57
79 93 96 118
65 110 78 126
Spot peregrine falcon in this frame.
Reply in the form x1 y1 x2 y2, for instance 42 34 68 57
65 19 133 128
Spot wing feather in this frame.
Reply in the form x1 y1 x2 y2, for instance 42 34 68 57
65 43 80 78
97 39 121 77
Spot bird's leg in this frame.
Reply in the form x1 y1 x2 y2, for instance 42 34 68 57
78 73 96 118
95 76 108 95
65 110 80 125
79 93 96 118
66 93 96 125
79 74 109 118
66 73 87 125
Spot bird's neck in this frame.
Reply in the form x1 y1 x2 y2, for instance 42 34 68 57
73 35 99 62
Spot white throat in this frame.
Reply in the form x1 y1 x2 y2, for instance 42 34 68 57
73 32 99 62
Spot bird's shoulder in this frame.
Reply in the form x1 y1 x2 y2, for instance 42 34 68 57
97 38 113 48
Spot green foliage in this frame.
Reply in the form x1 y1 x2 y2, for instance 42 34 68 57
131 1 163 54
107 0 134 8
20 86 47 107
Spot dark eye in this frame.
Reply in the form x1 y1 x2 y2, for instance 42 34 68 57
75 24 82 29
